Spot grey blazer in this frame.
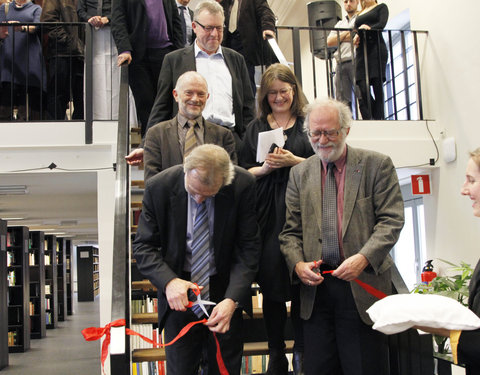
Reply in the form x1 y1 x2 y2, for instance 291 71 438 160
143 116 238 182
279 145 405 324
146 44 255 138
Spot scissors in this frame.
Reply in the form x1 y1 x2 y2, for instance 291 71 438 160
186 283 216 317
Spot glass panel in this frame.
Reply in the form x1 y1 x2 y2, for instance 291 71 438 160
393 207 417 290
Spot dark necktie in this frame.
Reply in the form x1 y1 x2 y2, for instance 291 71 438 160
191 202 210 317
179 6 187 45
322 162 341 267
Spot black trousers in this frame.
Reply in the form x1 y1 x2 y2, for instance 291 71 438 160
128 46 174 136
46 56 84 120
303 275 388 375
357 78 385 120
164 308 243 375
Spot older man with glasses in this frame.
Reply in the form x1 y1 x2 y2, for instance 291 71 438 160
125 0 254 166
280 97 405 375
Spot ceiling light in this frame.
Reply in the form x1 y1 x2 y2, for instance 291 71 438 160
0 185 28 195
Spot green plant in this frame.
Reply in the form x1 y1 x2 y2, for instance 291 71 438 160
412 259 473 353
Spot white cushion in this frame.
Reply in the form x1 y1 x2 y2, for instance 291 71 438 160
366 293 480 335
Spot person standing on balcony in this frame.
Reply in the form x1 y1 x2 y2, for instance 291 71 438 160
111 0 184 136
41 0 84 120
143 71 237 182
175 0 194 47
0 0 46 121
279 98 404 374
327 0 359 113
133 144 260 375
218 0 276 95
353 0 388 120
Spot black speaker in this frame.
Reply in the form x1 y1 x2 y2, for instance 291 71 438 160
307 0 342 59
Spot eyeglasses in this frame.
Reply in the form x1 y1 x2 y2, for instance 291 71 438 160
307 128 343 140
195 20 224 33
267 87 292 97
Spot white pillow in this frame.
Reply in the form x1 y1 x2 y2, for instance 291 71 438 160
366 293 480 335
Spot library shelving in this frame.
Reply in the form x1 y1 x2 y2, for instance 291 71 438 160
65 239 73 315
44 235 58 329
77 246 99 302
56 238 67 322
0 219 8 369
29 231 46 339
7 226 31 353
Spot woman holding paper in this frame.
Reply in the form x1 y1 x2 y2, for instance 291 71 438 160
240 63 313 375
418 147 480 373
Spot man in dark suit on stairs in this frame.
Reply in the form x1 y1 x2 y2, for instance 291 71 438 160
133 144 260 374
143 70 237 182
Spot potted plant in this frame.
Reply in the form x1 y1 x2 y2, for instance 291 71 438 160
412 259 474 353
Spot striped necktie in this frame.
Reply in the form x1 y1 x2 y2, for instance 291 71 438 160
191 201 210 317
184 120 197 159
322 162 341 267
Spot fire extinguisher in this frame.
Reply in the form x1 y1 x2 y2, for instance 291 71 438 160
421 260 437 284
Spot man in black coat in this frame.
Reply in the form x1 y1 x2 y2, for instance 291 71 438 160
133 144 260 374
111 0 184 136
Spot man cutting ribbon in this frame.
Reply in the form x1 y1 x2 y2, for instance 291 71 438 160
279 98 405 375
133 144 260 375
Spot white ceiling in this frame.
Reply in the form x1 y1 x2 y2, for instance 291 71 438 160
0 172 98 242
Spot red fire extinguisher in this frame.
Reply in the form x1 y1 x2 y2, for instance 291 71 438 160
421 260 437 284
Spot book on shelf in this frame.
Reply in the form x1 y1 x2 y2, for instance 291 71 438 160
8 331 17 347
45 254 51 265
7 251 14 266
8 270 16 286
45 284 51 295
29 253 36 266
132 296 158 314
45 297 51 310
29 302 35 316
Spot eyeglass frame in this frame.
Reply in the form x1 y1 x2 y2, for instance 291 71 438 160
267 87 293 97
307 127 345 140
194 20 224 33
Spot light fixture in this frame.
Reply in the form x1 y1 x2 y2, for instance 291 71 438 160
0 185 28 195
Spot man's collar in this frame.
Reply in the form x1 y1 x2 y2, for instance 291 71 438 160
194 41 223 58
177 113 204 128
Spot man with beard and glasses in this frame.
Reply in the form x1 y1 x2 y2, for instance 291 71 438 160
143 71 237 182
279 97 404 375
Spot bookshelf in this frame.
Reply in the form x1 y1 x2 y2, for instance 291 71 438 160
77 246 100 302
29 231 46 339
65 239 73 315
0 219 8 369
56 238 67 321
7 226 31 353
44 235 58 329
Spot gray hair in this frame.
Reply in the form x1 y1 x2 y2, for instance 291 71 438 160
175 71 209 92
303 97 353 133
470 147 480 169
184 144 234 187
194 0 224 21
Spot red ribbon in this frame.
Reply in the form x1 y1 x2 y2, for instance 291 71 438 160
82 318 229 375
321 270 387 299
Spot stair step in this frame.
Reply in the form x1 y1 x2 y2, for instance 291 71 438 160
131 180 145 189
132 340 295 363
131 308 267 325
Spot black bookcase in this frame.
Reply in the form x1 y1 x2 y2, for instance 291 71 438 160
7 226 30 353
0 219 8 369
56 238 67 321
65 239 73 315
77 246 99 302
29 231 46 339
44 235 58 329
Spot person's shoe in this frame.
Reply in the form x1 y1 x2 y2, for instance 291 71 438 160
266 349 288 375
293 351 305 375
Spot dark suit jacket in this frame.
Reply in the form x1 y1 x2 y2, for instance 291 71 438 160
146 44 255 137
143 116 238 182
279 145 405 324
458 259 480 373
132 165 260 329
222 0 276 65
111 0 183 61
